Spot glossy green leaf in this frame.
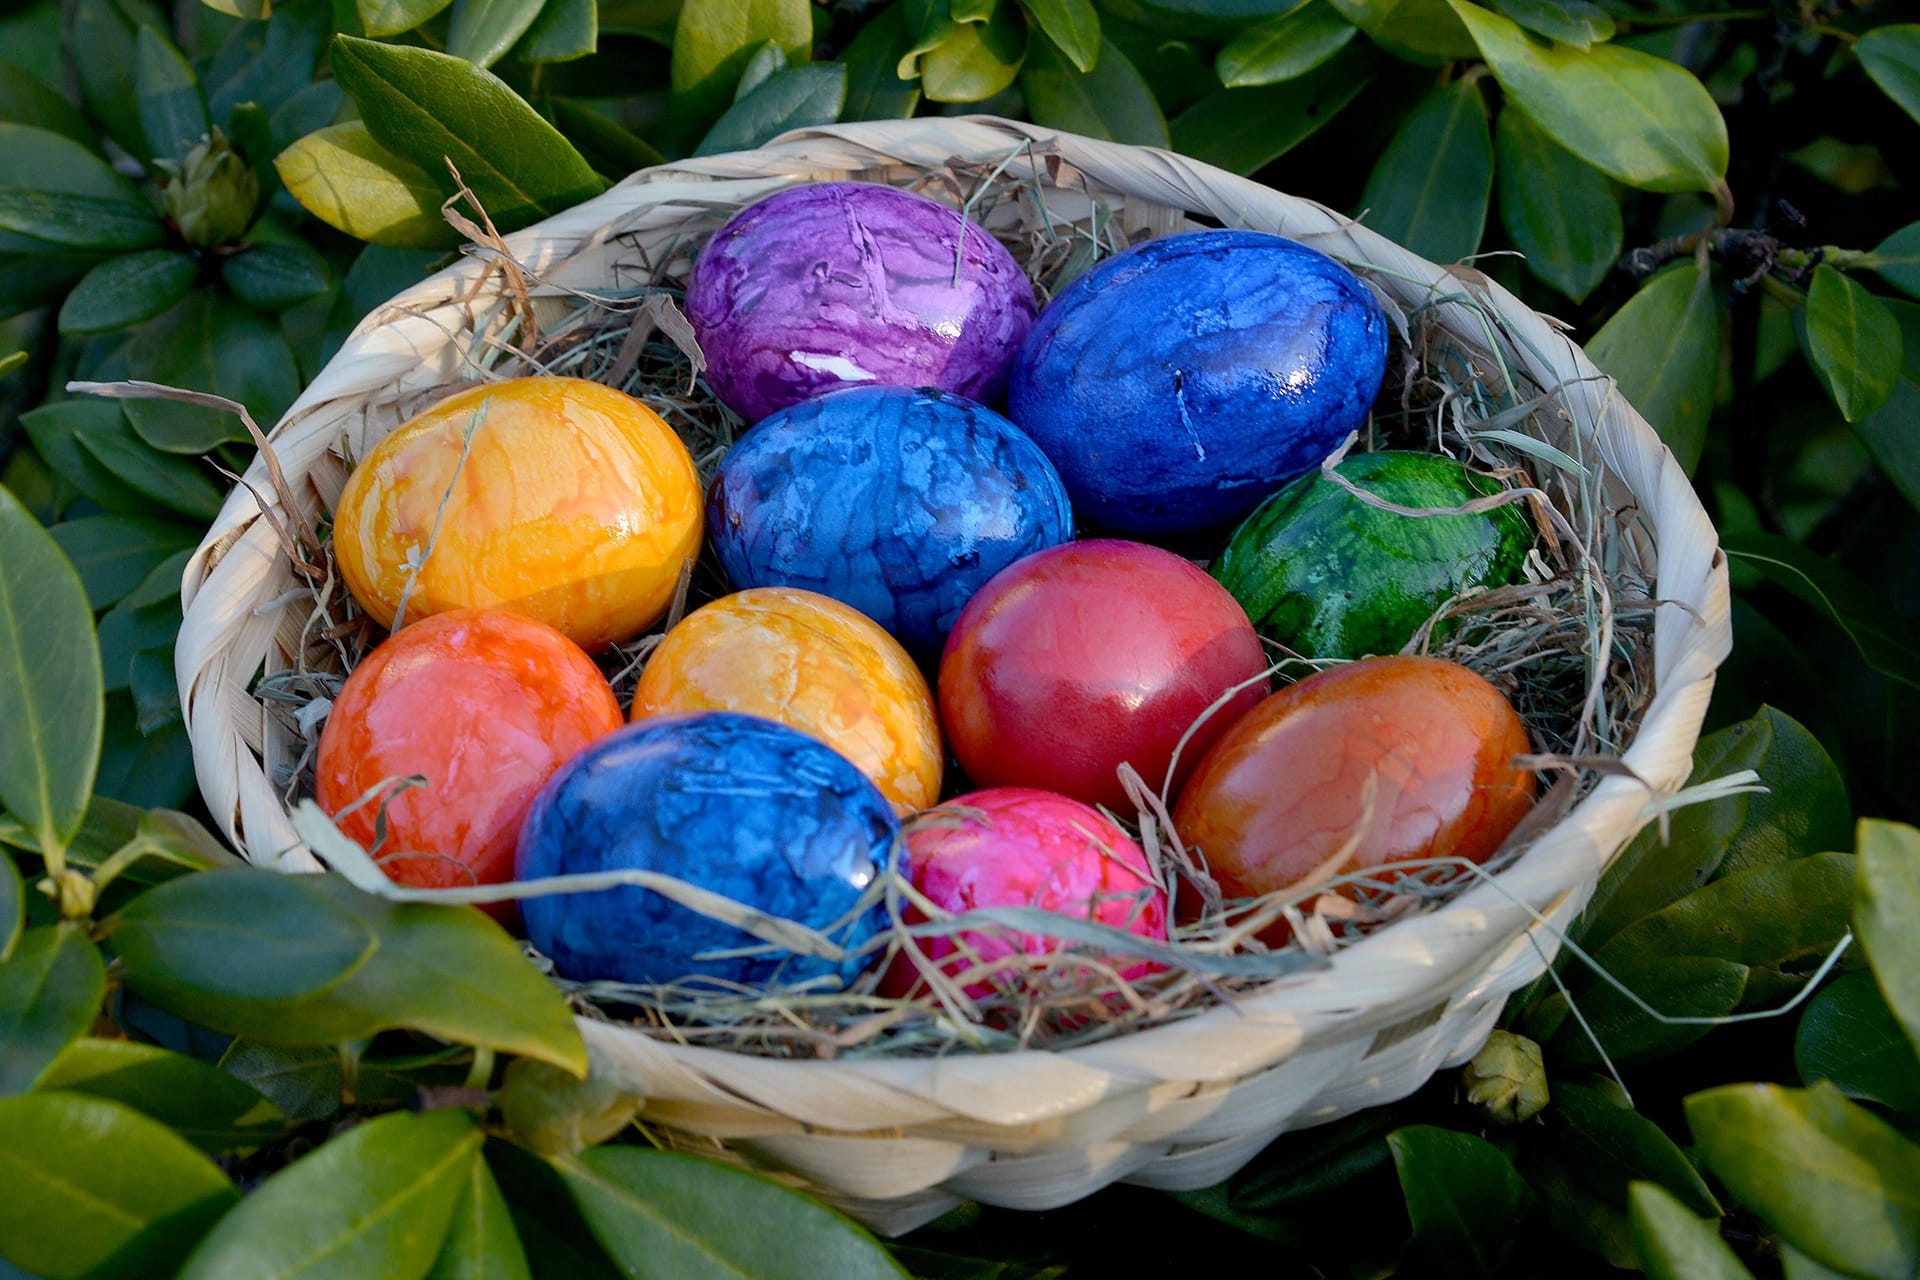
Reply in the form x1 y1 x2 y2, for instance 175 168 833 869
448 0 548 69
0 925 104 1096
38 1038 284 1152
71 418 225 521
694 63 845 156
1875 222 1920 297
1330 0 1473 60
1627 1183 1752 1280
1452 0 1727 194
1857 25 1920 128
1386 1126 1531 1275
124 291 301 452
0 1091 236 1279
1585 257 1719 473
1021 33 1167 146
842 5 923 121
1856 819 1920 1060
1020 0 1099 73
1358 79 1490 264
1548 1082 1719 1215
0 188 166 251
548 100 667 181
557 1147 910 1279
216 1040 423 1124
1495 104 1621 302
1 852 18 962
0 486 103 863
71 0 166 160
1491 0 1611 48
516 0 596 62
17 402 149 514
669 0 813 140
204 0 331 122
57 250 199 335
920 0 1028 103
734 41 789 101
427 1156 532 1280
486 1142 626 1280
0 58 98 148
0 124 142 203
1721 532 1920 690
1857 300 1920 511
1685 1082 1920 1278
276 120 460 250
223 241 332 312
598 0 679 40
359 0 454 37
1804 265 1903 423
1795 970 1920 1113
1542 955 1748 1070
331 37 607 231
135 25 210 163
48 516 198 610
1216 2 1355 87
179 1109 482 1280
1171 44 1372 175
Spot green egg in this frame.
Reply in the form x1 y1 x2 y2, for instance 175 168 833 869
1212 450 1536 660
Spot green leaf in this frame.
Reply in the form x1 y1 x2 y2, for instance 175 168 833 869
1490 0 1611 49
205 2 331 122
1329 0 1474 61
1856 24 1920 128
1525 1153 1638 1269
428 1156 532 1280
1685 1082 1920 1278
1585 257 1719 473
18 402 146 514
733 41 788 101
448 0 548 69
0 485 103 862
0 925 104 1096
1795 969 1920 1113
94 697 195 809
200 0 271 16
71 0 167 161
0 58 98 149
1358 79 1490 264
1385 1126 1532 1275
276 120 461 250
331 37 607 231
359 0 454 37
1451 0 1727 194
515 0 596 62
1 852 18 962
919 0 1028 103
179 1108 482 1280
0 123 143 203
134 25 210 163
38 1038 285 1152
486 1142 625 1280
124 291 301 452
1170 43 1372 175
48 516 198 611
1495 103 1620 302
74 805 236 887
71 415 226 521
694 63 845 156
669 0 813 141
497 1057 639 1158
1216 1 1356 87
1874 222 1920 298
0 188 166 251
216 1040 423 1124
1020 0 1099 73
0 1091 236 1279
1021 33 1167 146
841 6 923 121
1548 1082 1720 1215
1856 819 1920 1061
57 250 199 335
222 241 332 311
556 1146 910 1279
1721 532 1920 690
1541 955 1748 1070
1780 1245 1857 1280
1627 1183 1752 1280
1 246 105 322
547 100 667 181
1804 265 1903 423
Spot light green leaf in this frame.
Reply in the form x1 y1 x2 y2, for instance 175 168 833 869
497 1058 639 1158
0 188 165 251
1216 1 1356 87
1491 0 1611 49
1386 1126 1531 1275
1358 79 1491 264
1495 103 1621 302
1721 532 1920 690
57 250 199 335
515 0 596 62
1585 257 1719 473
1795 969 1920 1114
841 5 923 121
179 1109 481 1280
920 0 1028 103
1021 33 1167 146
695 62 845 156
1549 1082 1720 1216
0 1091 236 1279
733 41 787 100
447 0 548 69
1856 819 1920 1061
222 241 333 312
1856 25 1920 128
48 515 198 611
124 291 301 452
1874 222 1920 298
1804 265 1903 423
556 1147 910 1279
276 120 460 250
134 24 209 163
1452 0 1728 194
0 58 98 149
1685 1081 1920 1278
0 486 103 862
1330 0 1473 60
1627 1182 1752 1280
1020 0 1100 73
1170 44 1372 175
359 0 454 37
38 1038 284 1153
1780 1244 1858 1280
670 0 813 141
427 1155 532 1280
0 925 104 1097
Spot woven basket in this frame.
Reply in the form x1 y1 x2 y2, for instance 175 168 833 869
177 117 1731 1236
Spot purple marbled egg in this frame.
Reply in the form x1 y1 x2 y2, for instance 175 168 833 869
685 182 1038 423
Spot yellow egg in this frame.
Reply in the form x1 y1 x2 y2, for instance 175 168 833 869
333 377 703 650
632 587 944 813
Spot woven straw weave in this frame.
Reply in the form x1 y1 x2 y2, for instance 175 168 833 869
177 117 1731 1235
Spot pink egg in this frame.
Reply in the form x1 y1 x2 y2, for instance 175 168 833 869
881 788 1169 1000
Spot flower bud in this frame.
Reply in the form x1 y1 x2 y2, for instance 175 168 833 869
160 127 258 249
1461 1030 1549 1125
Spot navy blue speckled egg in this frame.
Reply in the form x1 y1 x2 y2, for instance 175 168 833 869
707 385 1074 656
1007 230 1389 539
514 712 897 988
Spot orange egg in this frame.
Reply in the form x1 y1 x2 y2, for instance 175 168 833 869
314 609 624 906
332 376 704 650
631 587 943 812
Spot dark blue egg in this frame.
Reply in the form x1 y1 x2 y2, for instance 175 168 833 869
706 385 1074 656
1007 230 1388 539
514 712 897 988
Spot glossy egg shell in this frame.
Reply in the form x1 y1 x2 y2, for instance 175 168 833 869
1172 655 1535 915
708 385 1074 655
333 376 704 650
881 788 1168 1000
515 712 898 987
631 587 943 813
938 540 1268 813
315 609 623 910
1007 230 1389 538
685 182 1037 423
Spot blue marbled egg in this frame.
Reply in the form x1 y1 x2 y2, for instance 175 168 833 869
514 712 897 988
707 384 1075 656
1007 230 1389 539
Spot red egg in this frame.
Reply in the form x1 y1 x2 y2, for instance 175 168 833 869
881 788 1168 1000
937 540 1268 813
315 609 623 910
